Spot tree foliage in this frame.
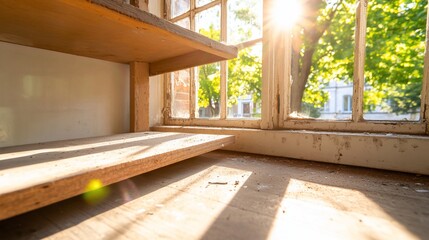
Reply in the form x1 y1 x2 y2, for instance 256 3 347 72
228 46 262 107
293 0 427 117
197 0 262 117
196 0 427 118
364 0 426 114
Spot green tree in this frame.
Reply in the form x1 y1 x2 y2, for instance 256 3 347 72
197 25 221 117
197 0 426 118
197 63 221 116
291 0 427 116
228 47 262 110
197 33 262 117
364 0 426 114
197 0 262 117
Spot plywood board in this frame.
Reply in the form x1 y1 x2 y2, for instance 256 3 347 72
0 132 234 220
0 0 237 75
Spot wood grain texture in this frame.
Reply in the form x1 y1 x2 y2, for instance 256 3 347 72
0 132 234 220
0 0 237 75
0 151 428 239
149 50 226 76
130 62 150 132
422 3 429 134
153 126 429 175
352 0 367 122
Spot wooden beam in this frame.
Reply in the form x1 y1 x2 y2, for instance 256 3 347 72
0 132 235 220
352 0 367 122
261 0 276 129
164 118 261 128
220 0 227 120
149 50 225 76
130 62 150 132
422 3 429 134
0 0 236 68
235 38 262 51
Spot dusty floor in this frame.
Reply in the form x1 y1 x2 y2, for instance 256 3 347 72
0 150 428 239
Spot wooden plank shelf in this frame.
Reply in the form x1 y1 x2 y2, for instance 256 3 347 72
0 0 238 76
0 132 234 220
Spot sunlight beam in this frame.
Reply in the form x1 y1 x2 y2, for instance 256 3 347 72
272 0 302 29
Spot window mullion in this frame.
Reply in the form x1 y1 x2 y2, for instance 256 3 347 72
220 0 227 119
164 73 172 124
421 6 429 134
261 0 276 129
352 0 368 123
170 12 191 22
164 0 171 19
190 0 196 119
194 0 221 14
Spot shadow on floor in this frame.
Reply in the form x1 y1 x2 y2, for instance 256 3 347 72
0 154 224 239
0 150 428 239
201 151 429 239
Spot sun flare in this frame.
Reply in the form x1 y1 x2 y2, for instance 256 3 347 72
272 0 302 29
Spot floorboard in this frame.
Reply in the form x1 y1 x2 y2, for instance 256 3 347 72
0 151 428 239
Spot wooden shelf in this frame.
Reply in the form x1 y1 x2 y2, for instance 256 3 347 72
0 0 237 76
0 132 234 220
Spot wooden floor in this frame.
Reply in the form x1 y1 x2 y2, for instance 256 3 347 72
0 151 428 239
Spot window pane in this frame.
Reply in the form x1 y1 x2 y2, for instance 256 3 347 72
363 0 426 121
197 63 221 118
343 95 352 112
196 0 215 8
171 0 190 18
171 70 190 118
289 0 355 120
174 17 190 29
195 5 221 41
227 0 263 44
227 43 262 119
171 18 191 119
195 6 221 118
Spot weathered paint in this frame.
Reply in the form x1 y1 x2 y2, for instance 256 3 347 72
153 126 429 175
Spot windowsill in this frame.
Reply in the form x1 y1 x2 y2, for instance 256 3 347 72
152 125 429 175
153 125 429 139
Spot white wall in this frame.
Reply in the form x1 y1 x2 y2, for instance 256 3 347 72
153 126 429 175
0 1 165 148
148 0 164 128
0 42 130 147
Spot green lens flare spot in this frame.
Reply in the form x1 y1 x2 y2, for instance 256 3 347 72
83 179 110 205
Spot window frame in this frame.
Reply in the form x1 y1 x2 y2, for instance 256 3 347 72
343 95 352 113
164 0 429 135
277 0 429 135
164 0 263 128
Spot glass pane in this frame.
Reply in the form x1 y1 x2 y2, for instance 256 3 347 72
195 5 221 41
197 0 215 7
174 17 190 29
289 0 355 120
171 70 190 118
363 0 426 121
196 63 221 118
171 0 190 18
228 43 262 119
227 0 263 44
